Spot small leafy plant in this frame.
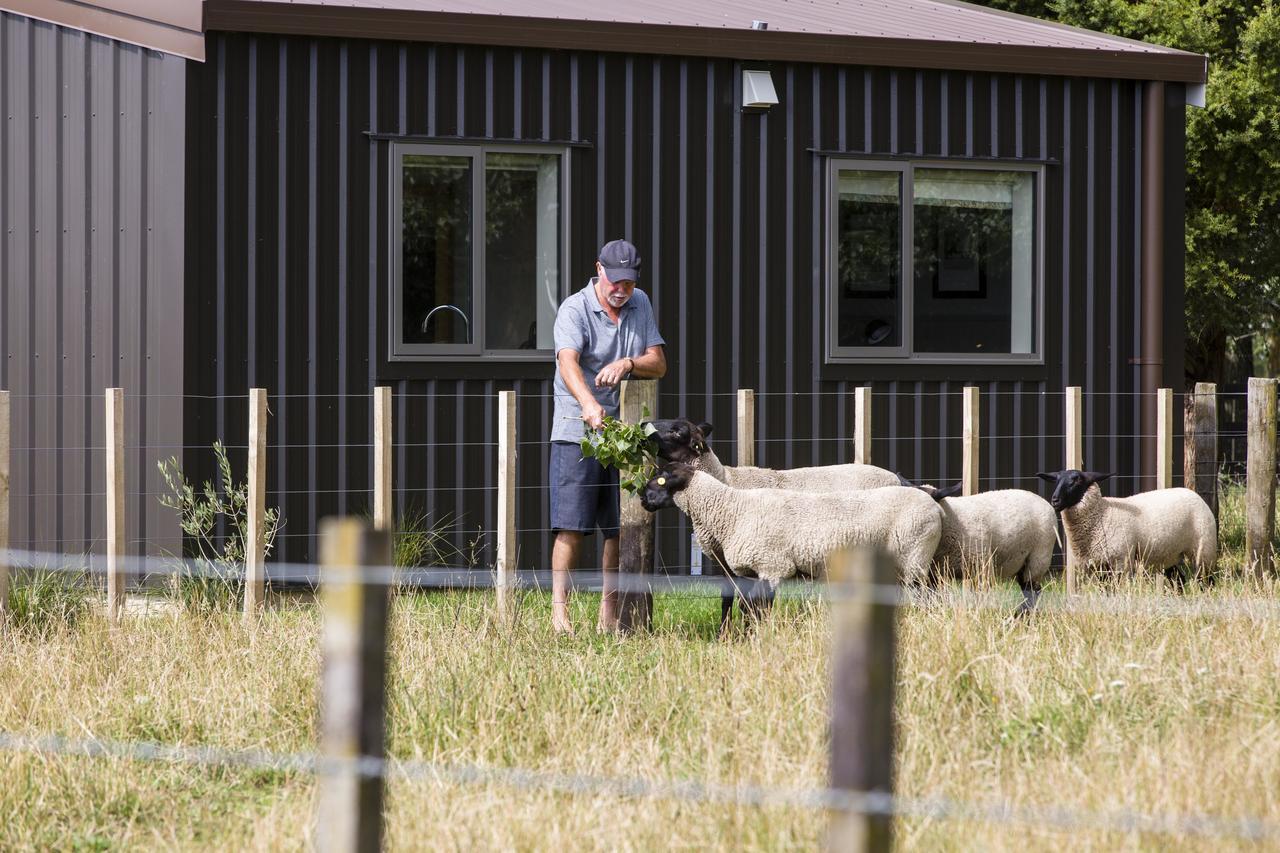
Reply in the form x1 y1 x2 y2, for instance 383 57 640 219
155 441 283 612
579 406 659 494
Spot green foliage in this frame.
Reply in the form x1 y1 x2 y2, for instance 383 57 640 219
578 405 659 494
391 509 462 569
978 0 1280 381
5 570 92 636
155 441 283 613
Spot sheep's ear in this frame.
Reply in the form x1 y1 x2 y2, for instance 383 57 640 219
697 422 714 438
1084 471 1115 485
935 483 964 499
1035 471 1061 483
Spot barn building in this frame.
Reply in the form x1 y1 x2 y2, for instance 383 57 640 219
0 1 1206 571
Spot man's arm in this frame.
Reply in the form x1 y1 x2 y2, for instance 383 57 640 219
558 349 606 429
593 345 666 388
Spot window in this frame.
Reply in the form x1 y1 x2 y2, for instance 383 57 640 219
391 143 567 359
827 160 1041 362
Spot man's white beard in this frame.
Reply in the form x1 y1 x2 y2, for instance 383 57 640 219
606 293 630 307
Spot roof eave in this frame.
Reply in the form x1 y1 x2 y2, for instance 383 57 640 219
204 1 1207 84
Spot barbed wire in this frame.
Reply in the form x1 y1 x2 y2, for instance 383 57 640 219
0 731 1273 842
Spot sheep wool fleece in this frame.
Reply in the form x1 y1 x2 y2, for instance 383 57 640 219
1062 485 1218 574
695 447 901 492
673 472 942 585
929 489 1056 584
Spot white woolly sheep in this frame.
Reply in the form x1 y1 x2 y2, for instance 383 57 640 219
900 477 1057 612
1036 470 1218 583
640 463 944 626
646 418 901 491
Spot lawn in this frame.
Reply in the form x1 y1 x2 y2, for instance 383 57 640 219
2 571 1279 850
0 479 1278 850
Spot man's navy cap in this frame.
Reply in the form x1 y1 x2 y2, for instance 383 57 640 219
598 239 641 283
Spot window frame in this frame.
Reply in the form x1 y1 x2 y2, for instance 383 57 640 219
389 141 571 362
825 157 1045 365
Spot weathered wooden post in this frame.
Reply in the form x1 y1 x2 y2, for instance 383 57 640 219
962 386 980 496
1064 386 1083 595
853 387 872 465
616 378 657 632
495 390 517 620
828 546 896 853
1184 382 1218 518
373 386 393 533
1156 387 1174 490
1245 377 1277 580
317 517 391 853
737 389 755 467
244 388 268 619
0 391 9 617
106 388 125 623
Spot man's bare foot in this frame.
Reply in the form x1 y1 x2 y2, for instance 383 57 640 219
552 611 574 635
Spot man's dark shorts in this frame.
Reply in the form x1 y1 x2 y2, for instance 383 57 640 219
549 441 620 538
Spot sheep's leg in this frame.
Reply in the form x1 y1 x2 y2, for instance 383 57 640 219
1164 564 1188 593
1014 569 1041 617
741 579 777 627
719 585 735 636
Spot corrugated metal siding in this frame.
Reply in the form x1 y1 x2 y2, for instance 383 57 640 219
0 11 185 556
187 32 1183 570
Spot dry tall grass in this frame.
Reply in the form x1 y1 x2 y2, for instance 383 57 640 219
2 575 1279 851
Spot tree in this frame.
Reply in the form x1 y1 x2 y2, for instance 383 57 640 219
979 0 1280 383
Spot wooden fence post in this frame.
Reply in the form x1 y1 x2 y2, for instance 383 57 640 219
244 388 268 619
317 518 391 853
737 389 755 467
1156 387 1173 490
1184 382 1218 518
1064 386 1083 595
496 390 516 620
373 387 393 533
0 391 8 618
106 388 125 623
616 379 657 632
1245 377 1277 580
853 387 872 465
828 546 896 853
962 386 980 496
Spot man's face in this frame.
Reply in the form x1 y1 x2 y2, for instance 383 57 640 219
596 264 636 308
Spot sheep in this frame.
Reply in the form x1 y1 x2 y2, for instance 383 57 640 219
640 462 944 631
646 418 901 491
1035 470 1218 585
898 477 1057 613
644 417 901 625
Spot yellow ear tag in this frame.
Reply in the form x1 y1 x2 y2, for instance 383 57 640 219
657 477 667 486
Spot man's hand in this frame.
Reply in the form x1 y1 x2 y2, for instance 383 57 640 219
594 358 632 388
581 401 605 430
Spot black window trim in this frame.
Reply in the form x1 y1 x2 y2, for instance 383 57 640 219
389 140 570 363
825 157 1046 366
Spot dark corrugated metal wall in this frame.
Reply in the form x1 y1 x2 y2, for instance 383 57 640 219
1 13 185 556
187 32 1184 568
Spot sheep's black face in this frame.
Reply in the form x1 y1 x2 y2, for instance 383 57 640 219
1037 470 1114 511
644 418 714 463
640 464 696 512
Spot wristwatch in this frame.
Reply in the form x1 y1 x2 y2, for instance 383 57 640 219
625 356 635 374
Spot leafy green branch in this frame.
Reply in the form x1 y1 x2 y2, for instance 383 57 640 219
578 406 659 494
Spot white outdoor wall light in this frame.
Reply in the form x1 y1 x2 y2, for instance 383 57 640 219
743 69 779 109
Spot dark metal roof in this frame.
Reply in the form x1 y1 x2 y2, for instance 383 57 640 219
204 0 1206 82
0 0 204 59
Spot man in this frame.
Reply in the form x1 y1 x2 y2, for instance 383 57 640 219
550 239 667 633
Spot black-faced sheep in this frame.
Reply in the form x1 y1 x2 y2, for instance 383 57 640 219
641 462 943 631
899 478 1056 612
1036 470 1218 584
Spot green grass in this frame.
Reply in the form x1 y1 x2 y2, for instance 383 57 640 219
2 579 1279 850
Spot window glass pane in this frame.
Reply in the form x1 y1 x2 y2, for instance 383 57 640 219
912 169 1036 354
836 170 902 348
484 152 560 350
402 154 473 345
